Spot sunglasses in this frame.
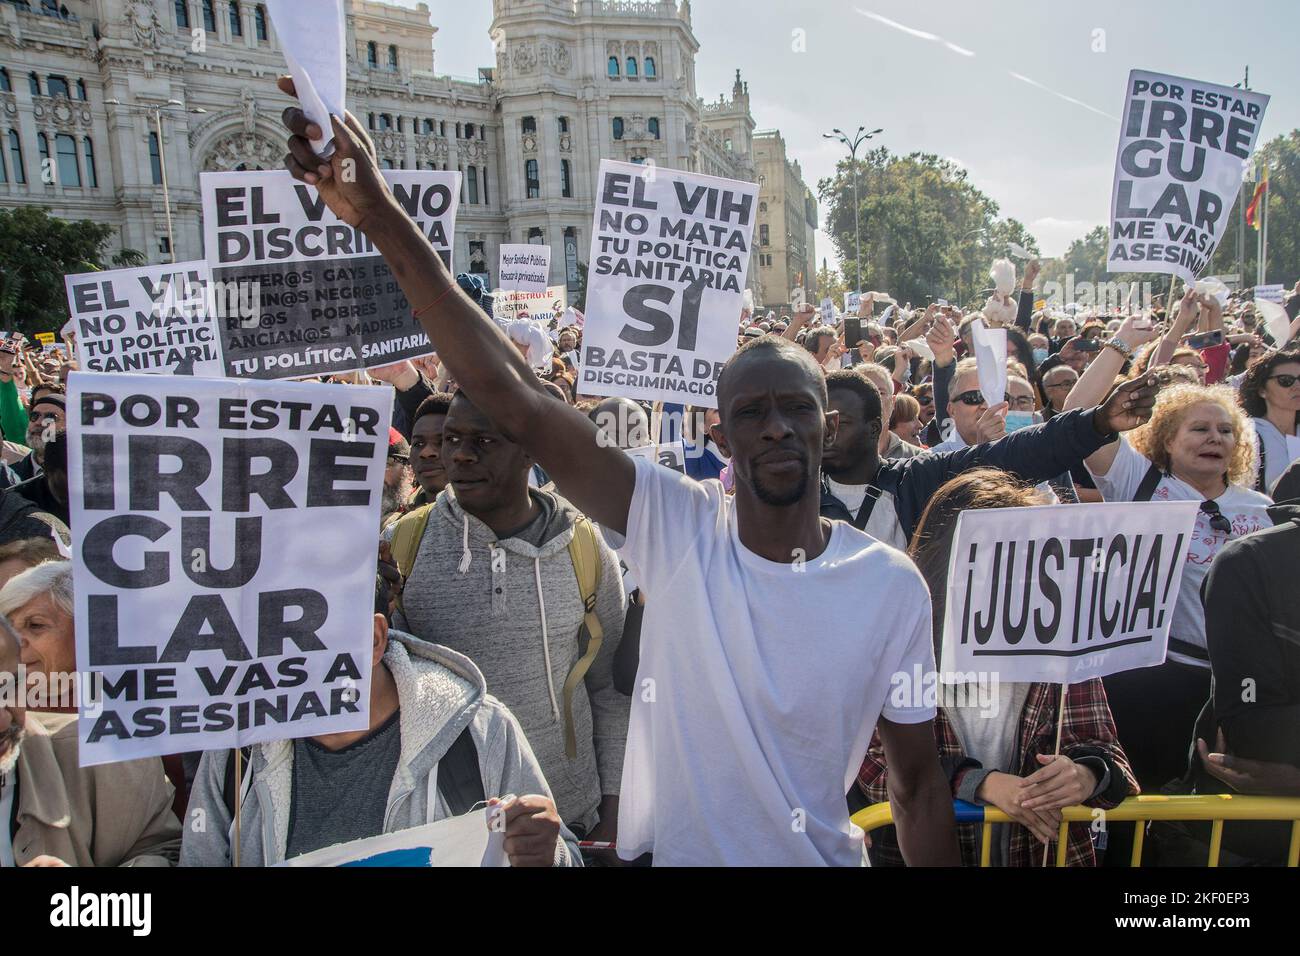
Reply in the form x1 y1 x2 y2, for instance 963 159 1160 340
1266 373 1299 388
1199 500 1232 535
953 390 986 407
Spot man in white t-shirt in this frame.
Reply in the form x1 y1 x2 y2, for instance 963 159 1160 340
277 94 961 866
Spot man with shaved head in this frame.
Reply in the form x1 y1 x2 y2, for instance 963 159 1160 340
279 82 959 866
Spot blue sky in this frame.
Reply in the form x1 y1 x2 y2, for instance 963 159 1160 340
408 0 1299 268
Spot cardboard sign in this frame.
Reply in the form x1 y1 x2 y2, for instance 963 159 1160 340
497 244 551 294
1108 70 1270 284
201 169 459 379
940 501 1198 684
67 372 392 766
579 160 758 408
280 809 508 868
64 261 223 375
493 285 567 325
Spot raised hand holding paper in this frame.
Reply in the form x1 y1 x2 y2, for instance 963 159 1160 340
970 318 1007 407
266 0 347 157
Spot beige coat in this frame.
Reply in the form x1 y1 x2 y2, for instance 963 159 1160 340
12 712 181 866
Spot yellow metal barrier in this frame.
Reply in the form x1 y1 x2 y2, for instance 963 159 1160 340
850 794 1300 867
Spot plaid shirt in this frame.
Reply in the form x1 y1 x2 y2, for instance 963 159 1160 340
858 678 1137 867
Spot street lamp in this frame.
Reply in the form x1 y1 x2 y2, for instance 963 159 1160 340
105 97 206 264
823 125 882 293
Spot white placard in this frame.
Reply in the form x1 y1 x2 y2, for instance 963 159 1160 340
493 285 567 325
1108 70 1270 285
68 372 392 766
625 440 685 474
497 244 551 294
579 160 758 408
940 501 1199 685
1255 283 1284 304
280 808 508 867
64 261 223 376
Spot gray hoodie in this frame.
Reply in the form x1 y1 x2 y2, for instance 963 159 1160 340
390 486 628 831
180 631 581 867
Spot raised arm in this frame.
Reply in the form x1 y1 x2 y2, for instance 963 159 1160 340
1151 287 1199 367
278 79 635 533
1062 314 1159 474
781 303 815 342
1016 259 1040 331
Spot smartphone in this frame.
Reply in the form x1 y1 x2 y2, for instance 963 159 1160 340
1074 338 1102 353
1184 329 1224 350
1132 316 1153 331
936 298 949 308
843 318 863 348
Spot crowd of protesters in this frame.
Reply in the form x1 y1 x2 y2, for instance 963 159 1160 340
1 82 1299 868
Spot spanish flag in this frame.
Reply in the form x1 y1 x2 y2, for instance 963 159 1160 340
1246 167 1268 231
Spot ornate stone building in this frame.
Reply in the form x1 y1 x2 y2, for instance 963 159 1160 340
0 0 813 304
751 128 818 308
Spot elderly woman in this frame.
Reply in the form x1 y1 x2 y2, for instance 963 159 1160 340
0 536 61 590
0 611 180 866
0 559 75 712
1237 346 1300 492
1066 349 1272 791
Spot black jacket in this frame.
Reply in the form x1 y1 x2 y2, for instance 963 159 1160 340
820 407 1115 545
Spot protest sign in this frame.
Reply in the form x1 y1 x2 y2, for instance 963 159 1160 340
265 0 346 156
579 160 758 408
497 244 551 294
820 297 835 324
970 318 1007 406
201 169 459 380
493 285 567 325
64 261 223 375
844 291 861 315
626 440 686 474
939 501 1198 685
1255 283 1284 304
35 332 54 346
67 371 393 766
1108 70 1270 285
280 809 508 867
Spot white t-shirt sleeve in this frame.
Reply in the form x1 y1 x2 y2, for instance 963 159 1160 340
621 455 717 596
1086 436 1151 502
880 601 938 725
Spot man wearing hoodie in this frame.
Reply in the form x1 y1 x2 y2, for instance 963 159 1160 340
181 581 580 867
386 390 628 844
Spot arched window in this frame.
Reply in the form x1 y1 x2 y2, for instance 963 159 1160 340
201 0 216 33
7 130 24 184
255 5 268 41
36 133 49 180
367 42 377 68
75 79 86 100
645 56 656 78
612 117 624 140
28 72 39 96
465 123 474 138
148 131 163 184
174 0 189 29
83 137 96 187
558 116 569 134
0 68 9 93
46 76 69 99
229 1 242 37
607 56 619 77
55 133 80 186
467 165 479 204
626 57 637 77
387 45 398 70
561 159 572 198
525 159 540 199
521 116 536 134
648 117 660 140
379 114 391 130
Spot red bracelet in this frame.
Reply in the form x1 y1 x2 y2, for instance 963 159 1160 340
413 284 457 319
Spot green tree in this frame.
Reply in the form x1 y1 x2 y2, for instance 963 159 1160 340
813 262 847 306
1209 129 1300 288
0 207 145 337
817 150 1040 307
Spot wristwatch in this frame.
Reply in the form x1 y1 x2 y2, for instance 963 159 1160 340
1104 337 1133 359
